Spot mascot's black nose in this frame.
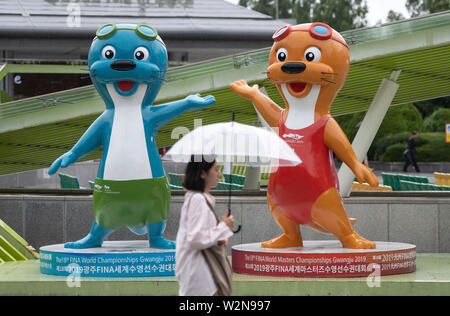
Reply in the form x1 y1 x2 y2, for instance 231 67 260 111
281 62 306 74
110 60 136 71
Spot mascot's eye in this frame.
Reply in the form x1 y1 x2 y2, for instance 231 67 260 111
304 46 321 62
102 45 116 59
276 48 288 62
134 47 149 61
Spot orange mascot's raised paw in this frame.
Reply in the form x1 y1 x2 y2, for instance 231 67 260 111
230 23 378 249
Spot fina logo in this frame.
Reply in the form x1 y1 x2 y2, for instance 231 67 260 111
94 184 112 192
282 133 304 144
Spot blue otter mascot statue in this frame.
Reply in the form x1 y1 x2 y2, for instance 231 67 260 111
49 24 215 249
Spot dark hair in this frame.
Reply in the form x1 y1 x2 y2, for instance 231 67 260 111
183 155 216 192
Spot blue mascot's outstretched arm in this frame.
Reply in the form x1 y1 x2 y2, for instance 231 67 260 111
48 114 105 175
150 93 216 130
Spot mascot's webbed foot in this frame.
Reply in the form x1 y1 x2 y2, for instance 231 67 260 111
64 237 102 249
149 237 176 249
341 232 376 249
261 233 303 249
64 221 113 249
147 221 175 249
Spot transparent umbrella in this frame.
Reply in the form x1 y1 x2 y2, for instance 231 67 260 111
163 113 302 233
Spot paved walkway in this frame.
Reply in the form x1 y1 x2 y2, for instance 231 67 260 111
1 254 449 295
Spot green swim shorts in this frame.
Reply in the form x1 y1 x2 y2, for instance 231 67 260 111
93 176 171 229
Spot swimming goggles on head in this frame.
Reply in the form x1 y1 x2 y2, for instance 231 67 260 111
272 23 348 49
96 23 165 45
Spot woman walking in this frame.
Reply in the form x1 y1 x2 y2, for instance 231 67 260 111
176 155 234 296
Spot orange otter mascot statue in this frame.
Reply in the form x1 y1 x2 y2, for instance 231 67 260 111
230 23 378 249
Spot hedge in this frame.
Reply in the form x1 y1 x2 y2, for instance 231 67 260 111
423 108 450 132
336 104 423 159
378 132 450 162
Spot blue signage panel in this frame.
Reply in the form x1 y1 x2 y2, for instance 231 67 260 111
40 241 176 277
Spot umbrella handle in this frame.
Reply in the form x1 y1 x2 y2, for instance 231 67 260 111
227 207 242 234
229 111 241 234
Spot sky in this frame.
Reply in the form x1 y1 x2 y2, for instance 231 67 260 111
224 0 410 26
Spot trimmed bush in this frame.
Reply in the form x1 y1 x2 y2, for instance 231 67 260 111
379 143 405 162
375 104 423 140
423 108 450 133
416 133 450 162
334 103 450 162
378 132 450 162
336 104 422 141
373 132 410 161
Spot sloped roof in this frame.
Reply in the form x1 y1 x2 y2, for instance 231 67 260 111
0 11 449 176
0 0 283 39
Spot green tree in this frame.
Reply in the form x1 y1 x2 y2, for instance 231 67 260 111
251 0 275 17
293 0 315 23
413 96 450 119
312 0 368 31
239 0 250 7
386 10 406 22
239 0 368 31
239 0 295 19
406 0 450 17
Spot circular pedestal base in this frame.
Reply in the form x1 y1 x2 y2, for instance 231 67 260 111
232 241 416 278
40 241 175 277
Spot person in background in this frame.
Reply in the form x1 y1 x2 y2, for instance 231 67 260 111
403 131 420 172
175 155 234 296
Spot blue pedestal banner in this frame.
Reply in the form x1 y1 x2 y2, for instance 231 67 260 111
40 241 175 277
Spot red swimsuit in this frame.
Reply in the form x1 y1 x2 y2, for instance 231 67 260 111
268 111 339 225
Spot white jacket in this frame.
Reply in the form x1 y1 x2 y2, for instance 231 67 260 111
175 191 233 296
